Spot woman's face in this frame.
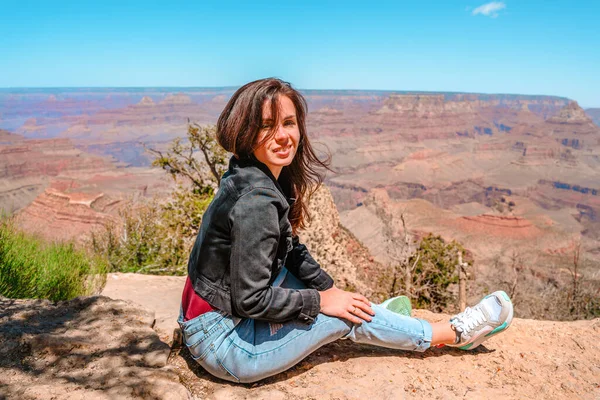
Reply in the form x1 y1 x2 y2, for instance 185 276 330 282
253 95 300 179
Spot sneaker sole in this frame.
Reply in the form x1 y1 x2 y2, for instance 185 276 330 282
459 291 514 350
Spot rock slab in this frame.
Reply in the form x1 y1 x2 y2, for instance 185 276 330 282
0 295 190 400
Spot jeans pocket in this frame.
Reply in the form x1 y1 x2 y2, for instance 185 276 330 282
181 312 226 360
213 338 241 383
180 311 223 334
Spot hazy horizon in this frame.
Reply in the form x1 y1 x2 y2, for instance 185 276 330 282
0 86 577 105
2 1 598 107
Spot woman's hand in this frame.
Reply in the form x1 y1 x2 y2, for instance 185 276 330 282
318 286 375 324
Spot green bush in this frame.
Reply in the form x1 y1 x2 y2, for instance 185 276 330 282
0 218 107 301
88 123 225 275
382 233 470 313
88 193 213 275
407 234 468 311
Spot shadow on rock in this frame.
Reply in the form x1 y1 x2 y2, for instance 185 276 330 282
0 295 190 399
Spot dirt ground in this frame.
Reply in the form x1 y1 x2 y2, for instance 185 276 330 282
169 311 600 400
1 273 599 399
0 295 189 399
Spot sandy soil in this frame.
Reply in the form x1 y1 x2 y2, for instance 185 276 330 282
1 273 598 399
170 312 600 400
104 273 600 399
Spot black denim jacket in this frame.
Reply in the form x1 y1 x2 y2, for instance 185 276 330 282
187 156 334 323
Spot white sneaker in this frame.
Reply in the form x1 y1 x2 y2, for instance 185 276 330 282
447 291 513 350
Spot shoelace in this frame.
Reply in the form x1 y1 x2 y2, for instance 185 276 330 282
451 305 486 335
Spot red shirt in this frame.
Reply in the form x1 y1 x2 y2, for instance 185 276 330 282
182 276 214 321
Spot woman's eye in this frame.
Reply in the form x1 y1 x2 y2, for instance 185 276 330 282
284 120 296 126
261 124 272 130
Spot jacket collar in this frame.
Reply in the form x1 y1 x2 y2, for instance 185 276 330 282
228 156 296 205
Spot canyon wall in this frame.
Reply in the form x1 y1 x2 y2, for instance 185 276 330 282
0 130 116 214
1 89 598 315
586 107 600 126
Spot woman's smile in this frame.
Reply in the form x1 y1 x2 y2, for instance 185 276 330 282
253 95 300 178
272 143 292 156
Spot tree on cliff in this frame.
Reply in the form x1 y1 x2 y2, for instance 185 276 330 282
406 234 470 312
146 123 227 239
147 123 227 189
372 196 471 312
90 123 227 274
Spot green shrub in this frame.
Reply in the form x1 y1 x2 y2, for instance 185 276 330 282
382 233 470 313
0 218 108 301
88 194 213 275
88 123 225 275
407 234 468 311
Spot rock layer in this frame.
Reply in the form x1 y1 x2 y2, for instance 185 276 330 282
0 131 115 214
16 187 119 243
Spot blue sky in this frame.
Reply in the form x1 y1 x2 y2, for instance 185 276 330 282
1 1 599 106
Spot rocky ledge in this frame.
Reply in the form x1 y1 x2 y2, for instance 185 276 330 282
0 295 190 400
2 277 600 399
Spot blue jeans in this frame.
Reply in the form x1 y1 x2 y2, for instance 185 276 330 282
178 268 433 383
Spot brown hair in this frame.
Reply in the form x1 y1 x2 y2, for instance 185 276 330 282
216 78 330 233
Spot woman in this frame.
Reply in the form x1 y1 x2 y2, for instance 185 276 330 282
178 78 513 383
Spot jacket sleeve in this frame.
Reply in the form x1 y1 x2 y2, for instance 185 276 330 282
285 236 335 291
229 188 321 323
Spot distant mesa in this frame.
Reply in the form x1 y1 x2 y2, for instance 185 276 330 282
547 101 593 125
20 117 46 135
314 106 343 116
443 214 541 241
46 94 58 103
377 94 445 114
160 93 193 105
137 96 155 106
0 129 24 143
210 94 228 103
64 122 92 136
23 117 38 127
518 102 531 112
374 93 570 118
585 108 600 126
